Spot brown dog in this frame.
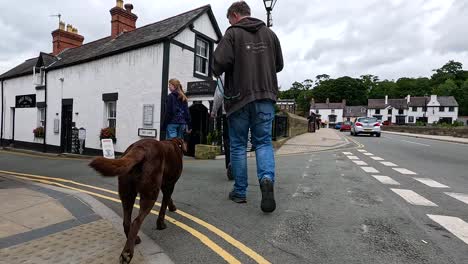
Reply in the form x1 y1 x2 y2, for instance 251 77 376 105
89 138 187 264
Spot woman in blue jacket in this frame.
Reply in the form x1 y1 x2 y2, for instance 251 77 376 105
163 79 192 139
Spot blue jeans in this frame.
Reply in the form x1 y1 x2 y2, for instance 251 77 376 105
166 124 186 139
228 100 275 197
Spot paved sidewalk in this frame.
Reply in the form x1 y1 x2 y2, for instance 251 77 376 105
0 174 173 264
383 131 468 144
276 128 351 155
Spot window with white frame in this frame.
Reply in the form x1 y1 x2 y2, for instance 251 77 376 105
195 37 209 76
106 101 117 128
143 104 154 128
38 108 45 127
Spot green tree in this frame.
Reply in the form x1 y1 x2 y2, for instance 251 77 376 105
454 80 468 115
312 76 367 106
431 60 464 86
368 80 398 99
361 74 379 92
432 79 458 96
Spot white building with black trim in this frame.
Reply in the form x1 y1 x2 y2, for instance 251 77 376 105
0 1 222 155
368 95 459 124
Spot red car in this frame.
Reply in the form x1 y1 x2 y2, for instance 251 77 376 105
382 120 391 126
340 121 352 131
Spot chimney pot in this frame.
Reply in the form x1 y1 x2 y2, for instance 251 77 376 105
59 21 65 30
116 0 123 8
66 24 73 32
385 95 388 105
326 98 330 104
124 3 134 12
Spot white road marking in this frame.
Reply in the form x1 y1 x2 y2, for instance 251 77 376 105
371 157 385 161
427 215 468 245
372 175 400 185
393 168 418 175
353 160 368 166
445 192 468 205
361 167 379 173
357 149 367 153
306 165 310 169
401 139 430 147
363 153 374 156
391 189 438 206
342 152 353 155
347 156 359 160
380 161 398 167
302 172 308 178
413 178 450 188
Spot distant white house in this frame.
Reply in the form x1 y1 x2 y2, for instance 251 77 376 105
0 1 222 156
368 95 458 124
309 98 346 127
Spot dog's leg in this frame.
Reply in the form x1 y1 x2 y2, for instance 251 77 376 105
168 198 177 212
120 190 141 245
120 198 156 264
157 184 175 230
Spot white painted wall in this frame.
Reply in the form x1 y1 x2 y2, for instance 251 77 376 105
310 108 343 127
193 13 218 41
2 75 42 142
46 44 164 152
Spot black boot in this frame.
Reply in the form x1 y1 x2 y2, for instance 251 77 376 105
260 178 276 213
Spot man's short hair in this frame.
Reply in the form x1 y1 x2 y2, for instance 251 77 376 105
227 1 251 18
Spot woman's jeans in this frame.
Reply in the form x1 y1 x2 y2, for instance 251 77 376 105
166 124 186 139
228 100 275 198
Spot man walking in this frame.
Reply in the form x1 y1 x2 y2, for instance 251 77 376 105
213 1 283 212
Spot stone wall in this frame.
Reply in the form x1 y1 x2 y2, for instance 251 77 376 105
286 112 309 138
382 126 468 138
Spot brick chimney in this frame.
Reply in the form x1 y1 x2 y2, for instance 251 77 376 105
51 21 84 55
110 0 138 38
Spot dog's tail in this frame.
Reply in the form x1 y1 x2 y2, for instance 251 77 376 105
89 147 145 177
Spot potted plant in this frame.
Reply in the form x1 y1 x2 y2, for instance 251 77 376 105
100 127 116 143
33 126 45 138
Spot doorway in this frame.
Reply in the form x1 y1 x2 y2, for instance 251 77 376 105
60 101 73 153
187 103 209 156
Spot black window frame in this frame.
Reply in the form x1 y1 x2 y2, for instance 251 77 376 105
412 106 417 112
375 109 380 115
193 35 213 80
439 106 445 112
388 108 392 115
398 109 404 115
449 106 455 112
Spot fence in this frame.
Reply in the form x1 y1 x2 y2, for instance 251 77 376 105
272 115 289 140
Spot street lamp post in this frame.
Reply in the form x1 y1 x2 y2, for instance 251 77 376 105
263 0 278 27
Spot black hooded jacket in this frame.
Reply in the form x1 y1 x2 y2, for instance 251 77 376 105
213 17 284 116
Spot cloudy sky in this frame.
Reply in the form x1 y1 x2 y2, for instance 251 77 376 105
1 0 467 88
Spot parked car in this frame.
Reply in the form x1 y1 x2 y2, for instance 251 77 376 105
351 117 381 137
335 122 343 130
340 121 352 131
382 120 391 126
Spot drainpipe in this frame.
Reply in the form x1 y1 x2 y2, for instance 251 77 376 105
1 79 4 148
43 69 47 153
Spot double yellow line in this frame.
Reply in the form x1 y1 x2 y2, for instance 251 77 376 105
0 170 269 264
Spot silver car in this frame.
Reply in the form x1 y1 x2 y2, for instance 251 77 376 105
351 117 381 137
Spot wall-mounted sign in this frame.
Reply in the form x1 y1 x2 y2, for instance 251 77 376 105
15 94 36 108
101 139 115 159
138 128 157 138
186 81 216 96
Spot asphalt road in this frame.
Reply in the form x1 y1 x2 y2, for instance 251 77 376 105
0 133 467 263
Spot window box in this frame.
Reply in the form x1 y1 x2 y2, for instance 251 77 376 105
33 126 45 138
100 127 116 143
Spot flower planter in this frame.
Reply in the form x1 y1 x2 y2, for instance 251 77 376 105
195 144 221 160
